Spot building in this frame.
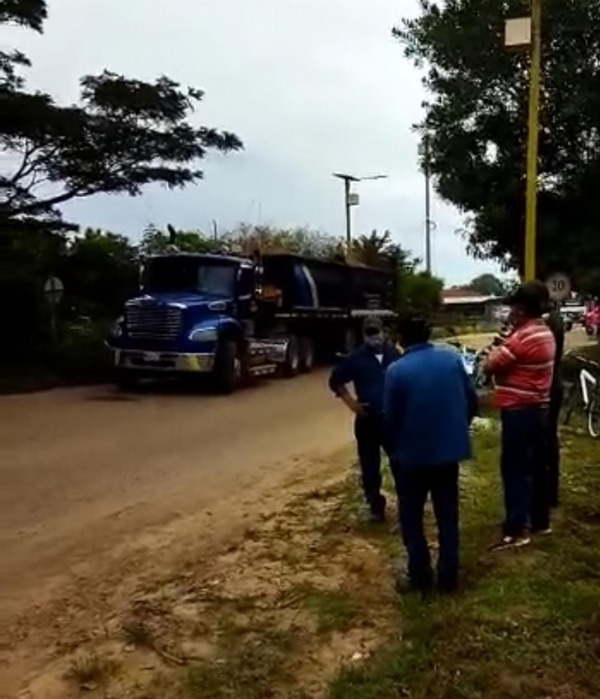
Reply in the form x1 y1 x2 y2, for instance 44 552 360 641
441 287 507 325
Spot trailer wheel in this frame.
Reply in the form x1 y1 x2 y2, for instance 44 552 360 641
214 340 242 394
116 370 139 392
283 336 300 377
299 337 315 373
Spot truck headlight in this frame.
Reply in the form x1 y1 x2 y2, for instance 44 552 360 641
189 327 218 343
111 317 124 338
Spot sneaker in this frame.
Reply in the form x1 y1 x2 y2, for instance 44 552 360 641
533 527 552 536
488 535 531 552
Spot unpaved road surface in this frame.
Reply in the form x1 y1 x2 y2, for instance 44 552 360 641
0 372 349 630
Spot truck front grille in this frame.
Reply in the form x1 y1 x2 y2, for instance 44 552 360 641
125 304 182 341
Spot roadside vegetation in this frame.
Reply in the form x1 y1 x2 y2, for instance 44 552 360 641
21 419 600 699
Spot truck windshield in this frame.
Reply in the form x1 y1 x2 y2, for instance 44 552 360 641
144 258 236 297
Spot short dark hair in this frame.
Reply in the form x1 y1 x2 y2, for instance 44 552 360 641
507 281 548 318
397 314 432 346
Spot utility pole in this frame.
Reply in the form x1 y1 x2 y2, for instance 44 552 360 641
524 0 542 281
505 2 543 281
423 134 432 274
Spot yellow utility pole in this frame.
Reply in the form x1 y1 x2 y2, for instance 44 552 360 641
524 0 542 281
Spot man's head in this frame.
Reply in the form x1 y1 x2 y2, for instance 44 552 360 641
507 281 549 326
363 316 385 350
397 315 432 349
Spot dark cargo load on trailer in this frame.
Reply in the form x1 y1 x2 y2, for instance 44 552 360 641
261 253 395 313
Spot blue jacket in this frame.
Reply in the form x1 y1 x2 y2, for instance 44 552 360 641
329 343 401 414
384 343 477 469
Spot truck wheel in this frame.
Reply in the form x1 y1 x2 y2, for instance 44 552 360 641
299 337 315 373
283 336 300 377
116 371 139 392
214 340 242 394
343 327 358 355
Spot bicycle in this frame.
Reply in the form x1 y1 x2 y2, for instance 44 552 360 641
561 352 600 438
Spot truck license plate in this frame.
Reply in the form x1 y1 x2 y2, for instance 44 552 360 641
143 351 161 363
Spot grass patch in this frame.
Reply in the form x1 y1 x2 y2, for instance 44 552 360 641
328 423 600 699
122 618 156 648
184 630 295 699
292 584 360 634
65 651 120 687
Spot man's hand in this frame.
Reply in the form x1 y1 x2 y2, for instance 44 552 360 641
338 387 366 416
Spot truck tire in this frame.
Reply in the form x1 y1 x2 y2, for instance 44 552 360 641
214 340 242 394
283 336 300 377
343 327 358 355
116 370 139 392
299 337 315 373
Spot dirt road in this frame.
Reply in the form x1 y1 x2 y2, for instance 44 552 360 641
0 372 350 629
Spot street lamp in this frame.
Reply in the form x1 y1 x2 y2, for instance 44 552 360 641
505 0 543 281
333 173 388 251
418 134 434 274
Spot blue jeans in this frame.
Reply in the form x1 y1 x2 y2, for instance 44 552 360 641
501 406 550 537
393 463 459 590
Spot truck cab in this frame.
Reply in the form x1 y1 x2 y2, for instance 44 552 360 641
108 253 256 392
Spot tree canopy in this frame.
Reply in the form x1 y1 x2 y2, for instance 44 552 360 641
396 0 600 292
468 273 506 297
0 0 242 232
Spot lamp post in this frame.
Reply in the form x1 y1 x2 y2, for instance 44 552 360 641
333 173 387 252
505 1 543 281
418 134 434 274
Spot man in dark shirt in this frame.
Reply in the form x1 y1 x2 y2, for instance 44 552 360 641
329 316 400 521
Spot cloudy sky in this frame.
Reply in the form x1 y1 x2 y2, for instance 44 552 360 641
13 0 502 284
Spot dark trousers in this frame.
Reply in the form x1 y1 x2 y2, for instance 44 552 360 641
548 386 563 508
354 413 387 514
501 406 550 537
392 463 459 590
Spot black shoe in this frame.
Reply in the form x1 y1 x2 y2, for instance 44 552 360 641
437 578 458 595
394 572 433 598
368 495 387 523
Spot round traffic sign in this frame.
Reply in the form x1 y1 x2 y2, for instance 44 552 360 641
546 272 571 303
43 276 64 306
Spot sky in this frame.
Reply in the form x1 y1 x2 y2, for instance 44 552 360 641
10 0 503 285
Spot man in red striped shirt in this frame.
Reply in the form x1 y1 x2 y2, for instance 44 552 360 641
484 282 556 549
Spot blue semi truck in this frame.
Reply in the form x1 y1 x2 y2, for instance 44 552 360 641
107 251 396 392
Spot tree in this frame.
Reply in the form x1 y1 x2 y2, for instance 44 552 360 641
0 0 242 231
468 273 505 297
398 271 443 315
139 225 218 256
60 229 139 317
222 224 344 259
396 0 600 289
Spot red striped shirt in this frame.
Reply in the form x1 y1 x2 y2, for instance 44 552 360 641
485 319 556 408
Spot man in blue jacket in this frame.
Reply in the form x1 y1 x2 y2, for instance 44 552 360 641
384 316 477 593
329 316 400 521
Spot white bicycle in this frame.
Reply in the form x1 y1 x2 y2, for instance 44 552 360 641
561 353 600 438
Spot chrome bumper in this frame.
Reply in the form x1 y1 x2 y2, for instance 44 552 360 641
114 349 215 373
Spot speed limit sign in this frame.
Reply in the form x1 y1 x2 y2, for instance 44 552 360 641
546 272 571 302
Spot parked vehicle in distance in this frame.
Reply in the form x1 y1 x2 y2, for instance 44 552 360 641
584 305 600 337
107 251 396 392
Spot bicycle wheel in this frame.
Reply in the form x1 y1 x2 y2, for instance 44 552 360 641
560 382 578 426
587 394 600 438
